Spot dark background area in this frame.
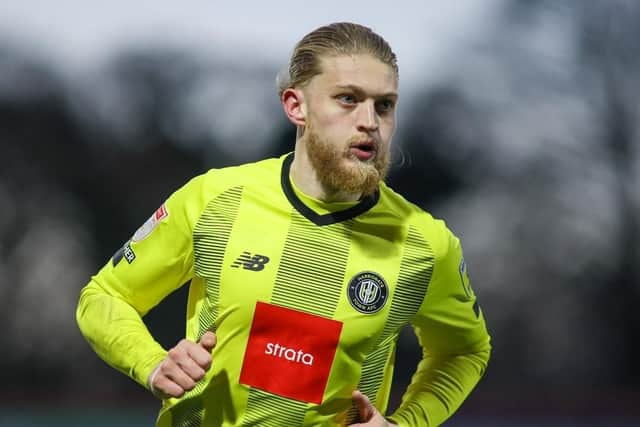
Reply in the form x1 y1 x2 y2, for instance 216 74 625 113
1 1 640 426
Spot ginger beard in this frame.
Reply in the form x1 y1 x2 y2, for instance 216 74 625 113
304 122 390 197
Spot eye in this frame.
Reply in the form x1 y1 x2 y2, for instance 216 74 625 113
376 99 395 113
337 94 357 105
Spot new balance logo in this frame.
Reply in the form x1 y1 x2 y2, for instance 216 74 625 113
231 251 270 271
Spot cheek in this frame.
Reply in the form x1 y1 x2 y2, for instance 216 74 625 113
380 119 396 144
312 113 352 141
313 105 345 126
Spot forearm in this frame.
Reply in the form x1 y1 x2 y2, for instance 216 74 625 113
388 349 490 427
76 279 168 389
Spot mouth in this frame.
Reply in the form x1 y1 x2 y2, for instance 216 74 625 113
349 140 377 161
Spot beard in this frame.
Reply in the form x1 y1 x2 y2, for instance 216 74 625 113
305 125 390 198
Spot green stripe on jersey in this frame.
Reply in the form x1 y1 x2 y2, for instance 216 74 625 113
242 213 352 425
175 186 243 422
350 226 434 419
242 389 307 426
270 214 352 316
193 186 244 336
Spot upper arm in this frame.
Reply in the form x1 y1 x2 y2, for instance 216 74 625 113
412 229 491 356
88 174 206 315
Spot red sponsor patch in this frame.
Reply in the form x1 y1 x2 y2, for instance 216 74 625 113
239 302 343 404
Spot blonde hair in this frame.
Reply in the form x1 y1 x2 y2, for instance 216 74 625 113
277 22 398 97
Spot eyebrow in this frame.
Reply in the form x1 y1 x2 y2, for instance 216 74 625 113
334 84 398 100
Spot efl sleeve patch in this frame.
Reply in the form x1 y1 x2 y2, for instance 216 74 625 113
112 241 136 266
131 203 169 242
239 302 343 404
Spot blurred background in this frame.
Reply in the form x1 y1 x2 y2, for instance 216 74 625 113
1 0 639 426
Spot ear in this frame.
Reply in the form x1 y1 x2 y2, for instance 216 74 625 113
281 88 306 127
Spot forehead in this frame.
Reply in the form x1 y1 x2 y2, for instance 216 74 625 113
311 54 398 96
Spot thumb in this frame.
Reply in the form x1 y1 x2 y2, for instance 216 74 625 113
198 331 217 352
352 390 375 422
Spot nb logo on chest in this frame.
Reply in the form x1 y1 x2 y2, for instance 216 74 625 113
231 251 270 271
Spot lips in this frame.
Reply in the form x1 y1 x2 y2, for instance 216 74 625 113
349 140 377 161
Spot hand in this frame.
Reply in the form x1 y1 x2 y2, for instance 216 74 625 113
148 331 217 399
348 390 398 426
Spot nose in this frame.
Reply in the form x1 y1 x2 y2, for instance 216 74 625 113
356 101 378 133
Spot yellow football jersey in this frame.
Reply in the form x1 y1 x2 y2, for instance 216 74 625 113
77 153 491 427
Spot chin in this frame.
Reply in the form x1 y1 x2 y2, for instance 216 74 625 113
345 153 376 166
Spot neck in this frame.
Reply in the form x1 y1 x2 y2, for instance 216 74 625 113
291 142 363 203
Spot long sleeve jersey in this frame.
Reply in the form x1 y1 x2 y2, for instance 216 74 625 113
77 153 491 426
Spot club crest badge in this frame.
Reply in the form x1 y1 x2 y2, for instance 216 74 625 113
347 271 388 314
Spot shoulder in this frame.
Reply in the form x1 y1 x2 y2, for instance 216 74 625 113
200 156 283 191
182 155 284 202
377 182 457 259
166 155 285 224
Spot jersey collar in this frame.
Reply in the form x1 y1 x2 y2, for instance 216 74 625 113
281 153 380 226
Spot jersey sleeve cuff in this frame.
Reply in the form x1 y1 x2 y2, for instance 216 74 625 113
135 351 168 390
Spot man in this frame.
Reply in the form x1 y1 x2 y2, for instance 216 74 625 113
76 22 491 426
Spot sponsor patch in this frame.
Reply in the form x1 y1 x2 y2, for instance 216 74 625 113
112 241 136 266
347 271 388 314
123 241 136 264
112 247 124 266
131 203 168 242
239 302 342 404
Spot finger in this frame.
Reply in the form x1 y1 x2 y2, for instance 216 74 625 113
149 362 188 399
153 373 186 398
167 339 210 381
188 334 215 370
352 390 375 422
173 337 213 371
177 351 208 381
198 331 217 352
160 350 195 390
161 357 197 391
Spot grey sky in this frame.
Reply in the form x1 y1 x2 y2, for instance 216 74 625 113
0 0 502 86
